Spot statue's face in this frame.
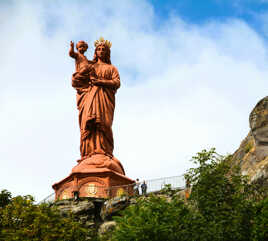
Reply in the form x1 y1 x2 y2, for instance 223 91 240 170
77 44 87 54
96 44 106 60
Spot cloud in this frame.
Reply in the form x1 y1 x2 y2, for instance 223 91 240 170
0 0 267 201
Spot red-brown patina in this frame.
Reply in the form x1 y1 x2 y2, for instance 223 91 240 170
52 38 134 199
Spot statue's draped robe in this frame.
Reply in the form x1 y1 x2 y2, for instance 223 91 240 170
72 63 120 159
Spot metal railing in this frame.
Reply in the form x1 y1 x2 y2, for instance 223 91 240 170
145 175 185 193
39 174 185 204
39 193 55 204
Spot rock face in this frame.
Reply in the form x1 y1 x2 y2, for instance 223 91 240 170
53 199 99 228
52 196 131 236
52 191 186 238
100 196 130 220
232 96 268 185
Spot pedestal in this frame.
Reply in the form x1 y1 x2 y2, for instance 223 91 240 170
52 154 135 200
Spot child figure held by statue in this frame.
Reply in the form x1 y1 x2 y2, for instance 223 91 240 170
69 40 96 87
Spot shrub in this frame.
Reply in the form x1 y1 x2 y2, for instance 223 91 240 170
185 148 255 241
110 195 191 241
0 189 12 208
252 197 268 241
0 193 92 241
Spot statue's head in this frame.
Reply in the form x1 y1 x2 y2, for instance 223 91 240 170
93 37 112 64
76 40 88 54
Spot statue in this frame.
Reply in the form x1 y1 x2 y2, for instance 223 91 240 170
69 40 95 81
69 37 125 175
52 37 134 200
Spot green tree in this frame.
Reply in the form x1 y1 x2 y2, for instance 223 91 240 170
0 194 93 241
0 189 12 233
0 189 12 208
185 148 255 241
110 195 190 241
107 148 261 241
252 196 268 241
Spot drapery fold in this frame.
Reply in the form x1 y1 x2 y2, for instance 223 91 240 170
72 63 120 159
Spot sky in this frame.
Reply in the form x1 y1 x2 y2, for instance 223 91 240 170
1 0 268 202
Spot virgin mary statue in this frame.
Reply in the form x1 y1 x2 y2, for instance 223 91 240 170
71 37 125 175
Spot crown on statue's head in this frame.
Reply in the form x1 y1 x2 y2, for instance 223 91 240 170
94 37 112 49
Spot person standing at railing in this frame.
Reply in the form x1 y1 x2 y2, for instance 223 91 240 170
141 181 147 195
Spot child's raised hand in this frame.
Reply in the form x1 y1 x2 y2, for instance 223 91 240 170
70 41 74 48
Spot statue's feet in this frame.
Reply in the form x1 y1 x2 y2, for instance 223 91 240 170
72 153 125 175
94 149 106 155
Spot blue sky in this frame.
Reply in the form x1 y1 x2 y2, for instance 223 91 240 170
150 0 267 21
149 0 268 36
0 0 267 201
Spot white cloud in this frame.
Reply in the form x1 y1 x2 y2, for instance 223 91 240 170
0 0 267 201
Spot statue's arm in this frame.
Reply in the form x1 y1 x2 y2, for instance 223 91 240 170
69 41 78 59
111 66 121 89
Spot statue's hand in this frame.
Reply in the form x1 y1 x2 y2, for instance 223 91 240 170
91 79 102 86
70 41 74 48
89 69 97 79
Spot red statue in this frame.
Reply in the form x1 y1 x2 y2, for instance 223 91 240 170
52 37 133 199
69 37 124 175
69 40 93 75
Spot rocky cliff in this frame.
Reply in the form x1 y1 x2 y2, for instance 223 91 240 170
52 196 133 238
231 96 268 186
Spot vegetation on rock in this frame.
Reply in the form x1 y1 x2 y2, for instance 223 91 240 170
103 149 268 241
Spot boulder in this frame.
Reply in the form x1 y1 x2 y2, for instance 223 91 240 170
53 199 98 226
100 196 129 221
98 221 117 236
232 96 268 186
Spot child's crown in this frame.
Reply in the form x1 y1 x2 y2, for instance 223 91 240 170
94 37 112 49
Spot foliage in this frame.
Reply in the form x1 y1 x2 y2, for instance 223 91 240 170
252 197 268 241
104 148 267 241
110 195 190 241
0 189 12 233
0 189 12 208
185 148 255 241
159 184 178 196
244 141 253 153
0 193 93 241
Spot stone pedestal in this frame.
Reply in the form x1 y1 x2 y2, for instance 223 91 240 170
52 154 134 200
